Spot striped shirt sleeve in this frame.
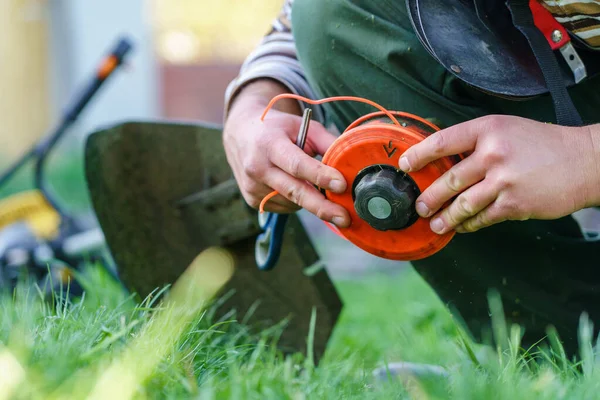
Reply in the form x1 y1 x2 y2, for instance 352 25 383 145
541 0 600 48
223 0 326 124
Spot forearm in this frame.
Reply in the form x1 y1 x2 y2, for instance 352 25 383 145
223 0 326 124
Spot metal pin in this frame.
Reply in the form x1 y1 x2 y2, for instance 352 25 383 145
296 108 312 151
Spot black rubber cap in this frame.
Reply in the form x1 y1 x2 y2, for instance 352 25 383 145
353 165 420 231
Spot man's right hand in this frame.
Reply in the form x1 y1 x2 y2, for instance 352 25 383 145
223 80 351 228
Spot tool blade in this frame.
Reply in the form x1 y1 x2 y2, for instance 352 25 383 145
84 121 342 361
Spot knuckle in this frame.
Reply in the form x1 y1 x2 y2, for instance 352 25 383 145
480 149 496 165
468 213 487 230
480 146 500 165
464 225 478 233
444 212 459 226
313 164 330 188
421 189 442 210
492 139 511 160
445 169 462 193
476 209 489 224
242 159 263 179
284 183 302 205
480 137 511 164
445 207 465 227
287 156 302 177
431 131 448 154
462 220 478 232
464 208 491 232
493 173 514 192
315 206 330 221
455 194 474 217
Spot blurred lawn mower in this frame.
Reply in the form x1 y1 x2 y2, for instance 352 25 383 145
0 36 133 296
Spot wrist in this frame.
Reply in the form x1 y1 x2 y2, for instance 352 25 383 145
227 79 302 122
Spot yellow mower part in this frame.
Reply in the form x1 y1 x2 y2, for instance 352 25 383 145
0 190 61 240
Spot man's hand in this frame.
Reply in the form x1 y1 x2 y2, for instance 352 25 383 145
398 115 600 234
223 80 351 228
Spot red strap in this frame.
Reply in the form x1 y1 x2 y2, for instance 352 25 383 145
529 0 569 50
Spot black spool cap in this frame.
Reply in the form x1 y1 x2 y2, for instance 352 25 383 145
352 165 421 231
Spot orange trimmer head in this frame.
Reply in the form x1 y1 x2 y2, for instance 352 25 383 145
261 95 462 262
322 111 459 260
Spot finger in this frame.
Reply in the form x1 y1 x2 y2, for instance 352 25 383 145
224 147 292 209
268 138 347 194
252 179 301 212
263 167 351 228
286 117 338 157
302 121 337 156
244 192 297 211
399 118 486 172
261 194 301 212
261 201 300 214
428 179 498 234
243 179 298 210
455 201 508 233
415 155 486 218
254 185 299 209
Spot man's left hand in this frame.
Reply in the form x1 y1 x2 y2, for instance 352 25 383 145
398 115 600 234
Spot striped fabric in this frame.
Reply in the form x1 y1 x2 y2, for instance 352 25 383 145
542 0 600 48
223 0 327 124
270 0 293 33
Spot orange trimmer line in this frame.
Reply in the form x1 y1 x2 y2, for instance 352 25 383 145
258 94 401 214
260 94 402 126
345 110 442 133
259 191 280 212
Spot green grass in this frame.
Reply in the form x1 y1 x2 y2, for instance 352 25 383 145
2 261 600 400
3 156 600 399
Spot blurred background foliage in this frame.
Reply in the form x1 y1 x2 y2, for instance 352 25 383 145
152 0 284 65
0 0 284 161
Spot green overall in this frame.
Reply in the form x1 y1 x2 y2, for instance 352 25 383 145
291 0 600 356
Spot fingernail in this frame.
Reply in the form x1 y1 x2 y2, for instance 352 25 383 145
332 216 348 227
415 201 430 217
329 179 346 193
430 218 445 234
399 157 411 172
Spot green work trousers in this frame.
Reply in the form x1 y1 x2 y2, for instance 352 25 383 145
291 0 600 357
